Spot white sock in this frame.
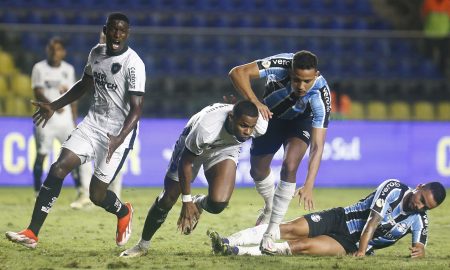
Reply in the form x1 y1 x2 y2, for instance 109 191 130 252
227 224 269 246
266 180 296 236
236 246 263 256
254 171 275 213
138 238 150 249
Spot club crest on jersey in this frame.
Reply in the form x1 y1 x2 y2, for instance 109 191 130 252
261 60 271 69
311 214 321 222
111 63 122 74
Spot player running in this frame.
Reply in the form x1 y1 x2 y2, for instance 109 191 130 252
5 12 145 249
119 101 268 257
229 50 331 254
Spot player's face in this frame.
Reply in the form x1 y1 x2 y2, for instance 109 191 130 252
403 185 438 213
104 19 129 53
231 114 258 142
46 41 66 66
290 68 317 97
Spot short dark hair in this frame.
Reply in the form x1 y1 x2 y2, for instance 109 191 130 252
48 36 65 48
232 100 258 118
424 182 446 206
292 50 318 70
106 12 130 26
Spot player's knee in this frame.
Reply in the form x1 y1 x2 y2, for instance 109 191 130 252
49 162 70 179
204 199 228 214
250 168 268 181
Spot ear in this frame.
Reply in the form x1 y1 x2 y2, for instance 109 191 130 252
102 26 107 35
316 70 320 76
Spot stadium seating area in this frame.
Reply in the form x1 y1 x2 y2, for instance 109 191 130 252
0 0 448 119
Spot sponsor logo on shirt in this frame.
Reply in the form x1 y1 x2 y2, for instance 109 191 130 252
129 67 136 89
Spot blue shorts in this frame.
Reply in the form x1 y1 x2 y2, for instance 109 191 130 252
250 116 312 156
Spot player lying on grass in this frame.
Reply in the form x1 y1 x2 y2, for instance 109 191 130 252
208 179 446 258
119 101 267 257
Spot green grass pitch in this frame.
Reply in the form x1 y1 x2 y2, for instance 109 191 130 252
1 187 449 270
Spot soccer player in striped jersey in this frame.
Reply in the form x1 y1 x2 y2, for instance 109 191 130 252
119 101 268 257
208 179 446 258
5 12 145 249
229 51 331 254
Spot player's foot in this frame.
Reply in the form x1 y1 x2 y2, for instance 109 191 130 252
5 229 38 249
119 242 149 258
116 202 133 246
255 207 271 226
207 229 236 255
260 233 277 255
70 195 92 209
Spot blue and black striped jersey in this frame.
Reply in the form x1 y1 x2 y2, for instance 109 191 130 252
255 53 331 127
344 179 429 250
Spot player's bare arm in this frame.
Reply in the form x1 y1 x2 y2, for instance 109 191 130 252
229 62 273 120
355 210 382 257
298 127 327 211
177 148 201 235
106 94 143 163
32 74 92 128
410 243 425 258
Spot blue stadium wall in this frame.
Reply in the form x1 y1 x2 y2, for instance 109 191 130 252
1 117 449 188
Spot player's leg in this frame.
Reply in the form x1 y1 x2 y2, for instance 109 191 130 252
120 175 181 257
109 170 123 199
261 119 310 254
33 153 46 195
6 148 80 248
195 159 237 215
70 162 92 209
250 118 283 225
288 235 347 256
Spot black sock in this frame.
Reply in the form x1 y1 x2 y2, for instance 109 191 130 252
28 175 64 236
141 197 171 241
71 167 81 189
99 190 128 218
33 162 43 192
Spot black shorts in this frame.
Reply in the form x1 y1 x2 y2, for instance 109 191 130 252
304 207 358 254
250 117 313 155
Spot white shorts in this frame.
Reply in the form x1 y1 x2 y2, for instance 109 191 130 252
34 120 75 155
62 125 133 184
166 133 240 182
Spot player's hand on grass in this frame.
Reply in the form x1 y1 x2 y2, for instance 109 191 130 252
409 246 425 258
106 133 123 164
177 201 200 235
296 186 314 211
354 250 366 257
31 100 55 128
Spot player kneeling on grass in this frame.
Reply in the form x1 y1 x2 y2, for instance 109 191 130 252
119 101 268 257
208 179 446 258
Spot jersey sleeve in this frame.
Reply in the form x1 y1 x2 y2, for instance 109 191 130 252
184 123 210 156
255 53 292 79
127 54 146 95
310 85 332 128
370 179 404 216
83 47 95 77
411 213 428 246
31 64 43 89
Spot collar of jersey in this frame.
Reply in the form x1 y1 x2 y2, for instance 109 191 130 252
106 45 129 56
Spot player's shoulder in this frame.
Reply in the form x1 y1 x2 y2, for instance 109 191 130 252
197 103 230 125
257 53 294 69
33 59 48 69
60 60 75 70
124 47 145 66
90 43 106 55
377 179 408 192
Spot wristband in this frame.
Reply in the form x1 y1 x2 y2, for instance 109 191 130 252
181 194 192 202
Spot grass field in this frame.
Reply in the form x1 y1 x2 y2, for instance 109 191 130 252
1 186 449 270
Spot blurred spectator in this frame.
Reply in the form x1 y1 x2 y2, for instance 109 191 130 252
330 82 352 119
421 0 450 72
